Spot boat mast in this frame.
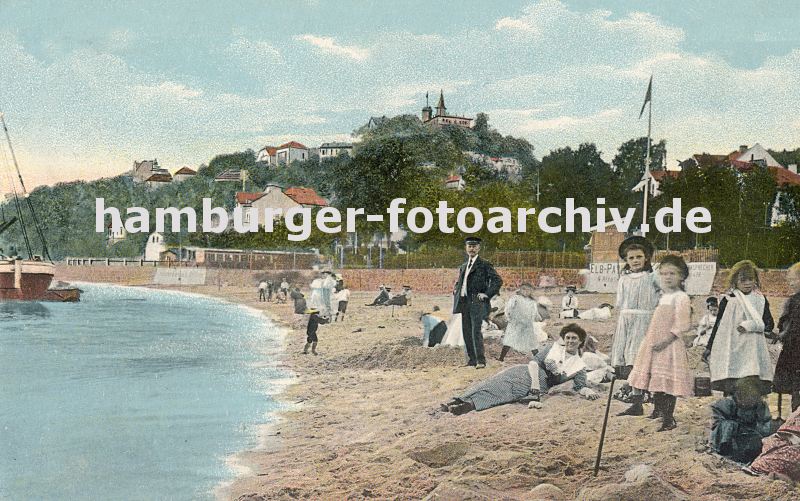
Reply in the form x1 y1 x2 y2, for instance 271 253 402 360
0 112 52 261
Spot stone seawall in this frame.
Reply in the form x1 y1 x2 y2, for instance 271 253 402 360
54 264 794 296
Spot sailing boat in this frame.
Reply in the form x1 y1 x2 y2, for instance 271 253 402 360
0 112 56 300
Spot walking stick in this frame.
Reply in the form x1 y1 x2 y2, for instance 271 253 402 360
594 376 617 476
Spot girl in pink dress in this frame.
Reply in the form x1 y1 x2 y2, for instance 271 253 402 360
624 255 694 431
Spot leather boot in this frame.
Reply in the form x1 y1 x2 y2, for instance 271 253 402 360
302 342 310 354
498 346 511 361
311 342 318 355
647 392 663 419
617 393 644 416
658 395 677 431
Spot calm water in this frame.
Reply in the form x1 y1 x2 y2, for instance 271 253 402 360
0 284 287 500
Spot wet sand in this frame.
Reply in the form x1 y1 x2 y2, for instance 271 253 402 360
159 285 798 500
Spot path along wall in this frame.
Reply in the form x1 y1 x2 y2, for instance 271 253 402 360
54 265 794 297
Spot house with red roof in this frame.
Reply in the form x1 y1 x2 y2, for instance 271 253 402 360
173 166 197 183
276 141 309 165
235 184 328 227
144 172 173 190
256 145 278 165
444 174 465 191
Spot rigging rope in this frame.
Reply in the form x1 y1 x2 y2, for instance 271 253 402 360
0 113 50 261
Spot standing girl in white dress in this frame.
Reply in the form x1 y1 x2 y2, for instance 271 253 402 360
612 236 661 415
498 284 548 361
704 260 775 396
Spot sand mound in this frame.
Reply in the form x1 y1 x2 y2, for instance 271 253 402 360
408 441 470 468
339 340 465 369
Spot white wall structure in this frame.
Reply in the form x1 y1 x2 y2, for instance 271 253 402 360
144 232 167 261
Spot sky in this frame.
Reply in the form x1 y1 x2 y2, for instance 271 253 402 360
1 0 799 188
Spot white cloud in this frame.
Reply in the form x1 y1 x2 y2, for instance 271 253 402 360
295 34 369 61
226 37 284 66
132 81 204 101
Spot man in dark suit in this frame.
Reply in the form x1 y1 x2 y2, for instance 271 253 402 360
453 236 503 369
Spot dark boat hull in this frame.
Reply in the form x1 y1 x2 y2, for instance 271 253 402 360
0 261 55 300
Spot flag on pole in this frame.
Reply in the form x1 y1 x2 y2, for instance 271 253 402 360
639 76 652 119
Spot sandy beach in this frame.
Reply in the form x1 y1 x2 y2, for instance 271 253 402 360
148 284 799 501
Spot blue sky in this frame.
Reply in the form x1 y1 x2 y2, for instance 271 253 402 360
1 0 798 187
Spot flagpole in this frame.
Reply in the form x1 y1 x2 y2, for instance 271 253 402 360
642 77 652 236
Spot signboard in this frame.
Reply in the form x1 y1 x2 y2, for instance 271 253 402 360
584 261 717 295
685 262 717 296
585 262 621 293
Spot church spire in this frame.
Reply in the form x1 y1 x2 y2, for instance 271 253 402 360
435 89 446 117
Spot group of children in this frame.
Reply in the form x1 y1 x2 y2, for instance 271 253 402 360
611 235 800 444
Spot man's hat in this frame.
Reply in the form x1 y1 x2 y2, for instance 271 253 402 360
618 235 655 260
464 236 482 244
304 308 319 314
706 296 718 307
565 285 577 292
402 285 412 289
385 287 392 291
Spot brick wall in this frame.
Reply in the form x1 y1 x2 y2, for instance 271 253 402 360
54 264 795 297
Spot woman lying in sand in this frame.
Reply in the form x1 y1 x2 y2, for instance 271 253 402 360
441 324 599 415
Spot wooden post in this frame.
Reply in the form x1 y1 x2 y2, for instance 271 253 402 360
594 377 617 476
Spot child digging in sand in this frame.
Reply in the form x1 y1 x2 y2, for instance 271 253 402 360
623 255 694 431
774 261 800 412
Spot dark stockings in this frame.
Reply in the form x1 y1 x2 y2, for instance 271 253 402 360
498 345 511 361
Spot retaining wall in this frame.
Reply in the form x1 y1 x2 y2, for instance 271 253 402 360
54 264 794 296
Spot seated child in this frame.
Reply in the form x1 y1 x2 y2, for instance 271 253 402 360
710 376 773 463
693 296 718 347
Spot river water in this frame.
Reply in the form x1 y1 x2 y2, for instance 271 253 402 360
0 284 287 500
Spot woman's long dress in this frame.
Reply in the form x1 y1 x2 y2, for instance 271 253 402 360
610 271 660 369
441 314 465 347
628 291 694 397
457 365 532 411
707 291 774 395
502 294 543 354
774 292 800 393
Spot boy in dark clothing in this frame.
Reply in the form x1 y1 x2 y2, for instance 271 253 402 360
303 309 330 355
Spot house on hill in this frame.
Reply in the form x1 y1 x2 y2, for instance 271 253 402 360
145 172 172 189
276 141 309 164
444 174 465 191
256 145 278 164
173 166 197 182
144 232 166 261
319 142 353 161
214 169 244 182
131 159 171 183
235 184 328 227
422 90 473 129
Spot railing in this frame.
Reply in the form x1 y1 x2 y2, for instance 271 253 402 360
64 258 194 267
333 249 588 270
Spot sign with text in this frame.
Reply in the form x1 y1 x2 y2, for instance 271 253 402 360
584 261 717 295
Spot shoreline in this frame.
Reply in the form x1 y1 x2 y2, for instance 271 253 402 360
63 278 799 500
141 284 299 501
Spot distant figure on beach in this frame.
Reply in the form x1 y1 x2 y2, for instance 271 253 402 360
291 287 307 314
303 308 329 355
577 303 614 321
334 285 350 321
452 236 502 369
560 285 579 319
421 306 447 347
258 280 268 302
366 285 391 306
692 297 719 347
386 286 411 306
280 278 290 295
441 324 598 415
321 271 337 316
